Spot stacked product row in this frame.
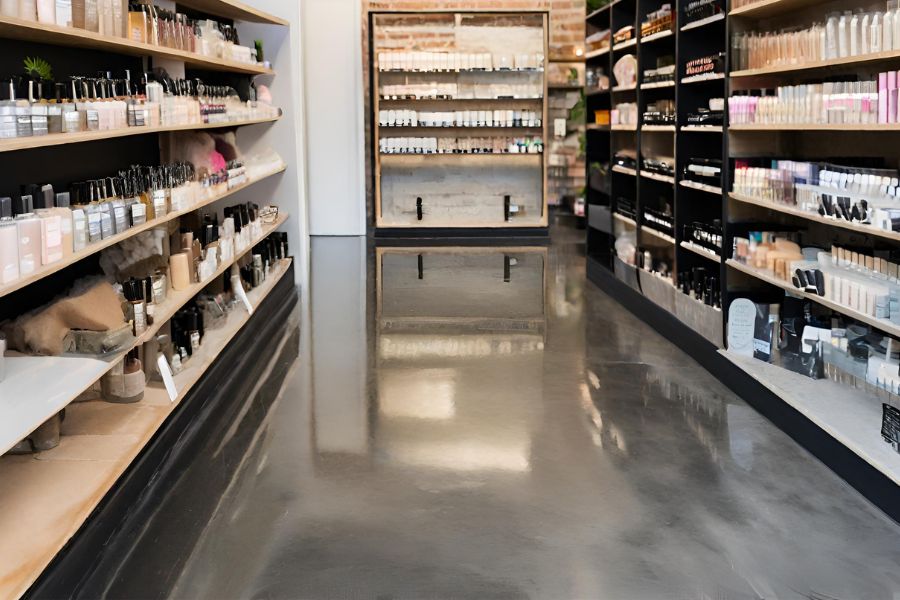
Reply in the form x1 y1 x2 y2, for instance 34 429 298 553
379 136 544 155
378 109 542 128
377 51 544 72
0 0 265 66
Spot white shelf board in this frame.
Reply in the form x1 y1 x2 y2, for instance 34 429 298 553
680 180 723 195
681 13 725 31
585 47 610 59
680 241 722 262
611 124 637 131
681 72 725 84
640 80 675 89
642 125 676 132
613 213 637 227
640 170 675 184
681 125 723 132
641 225 676 244
720 350 900 486
0 357 109 455
641 29 674 43
611 165 637 176
613 38 637 51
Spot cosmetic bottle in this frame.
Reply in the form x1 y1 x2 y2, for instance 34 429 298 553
36 0 54 23
55 0 70 26
12 80 32 138
18 0 36 20
101 350 144 403
28 81 48 137
0 198 19 285
1 0 18 17
123 278 146 335
32 185 62 266
872 12 884 54
14 195 40 276
886 3 895 52
60 80 82 133
0 81 16 139
72 0 97 31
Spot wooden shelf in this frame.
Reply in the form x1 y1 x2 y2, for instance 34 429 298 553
613 38 637 51
586 123 610 131
640 80 675 90
0 16 273 74
681 72 725 84
379 96 543 103
584 47 610 60
732 48 900 78
642 124 676 132
680 241 721 262
586 87 610 97
586 2 616 20
720 350 900 486
730 123 900 132
729 0 830 19
641 29 674 44
680 180 723 196
640 170 675 184
0 257 293 600
681 13 725 31
0 113 280 154
0 165 286 299
176 0 287 24
681 125 723 132
611 124 637 131
379 125 542 132
729 192 900 244
641 225 675 244
612 85 637 93
611 165 637 176
727 258 900 340
613 212 637 227
0 213 289 458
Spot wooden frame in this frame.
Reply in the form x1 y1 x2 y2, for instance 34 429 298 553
370 10 550 232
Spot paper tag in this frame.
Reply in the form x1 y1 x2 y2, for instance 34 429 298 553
232 275 254 315
157 354 178 402
509 205 520 214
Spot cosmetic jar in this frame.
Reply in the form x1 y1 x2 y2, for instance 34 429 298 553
100 354 145 403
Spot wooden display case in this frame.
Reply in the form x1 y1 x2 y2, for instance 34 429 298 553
371 11 549 234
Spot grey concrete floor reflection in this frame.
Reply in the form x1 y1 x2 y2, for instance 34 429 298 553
168 228 900 600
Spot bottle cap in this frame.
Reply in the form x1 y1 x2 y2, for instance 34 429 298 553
39 184 54 210
0 197 12 219
55 192 70 209
15 194 34 216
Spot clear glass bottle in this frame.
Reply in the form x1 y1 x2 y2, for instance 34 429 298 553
0 197 19 285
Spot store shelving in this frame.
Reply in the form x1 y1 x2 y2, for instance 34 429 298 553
613 213 637 227
176 0 287 24
0 257 293 600
640 81 676 89
585 47 610 59
0 165 286 298
612 165 637 176
641 29 674 43
729 192 900 243
0 213 289 458
728 0 821 18
611 124 638 131
727 258 900 340
373 10 549 232
0 15 274 74
681 125 723 132
641 124 676 132
730 123 900 132
613 38 637 51
731 49 900 78
0 113 281 154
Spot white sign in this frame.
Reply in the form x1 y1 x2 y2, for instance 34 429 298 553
728 298 756 357
157 354 178 402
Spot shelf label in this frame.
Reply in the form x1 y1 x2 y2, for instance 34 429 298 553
727 298 756 358
157 355 178 402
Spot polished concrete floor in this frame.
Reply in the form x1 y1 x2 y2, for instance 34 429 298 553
117 223 900 599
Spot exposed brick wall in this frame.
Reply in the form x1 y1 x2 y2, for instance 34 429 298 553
365 0 585 60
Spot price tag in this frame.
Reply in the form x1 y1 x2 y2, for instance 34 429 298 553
157 354 178 402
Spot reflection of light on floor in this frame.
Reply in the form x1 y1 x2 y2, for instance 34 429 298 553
387 440 531 472
379 335 544 360
379 369 457 420
580 382 627 454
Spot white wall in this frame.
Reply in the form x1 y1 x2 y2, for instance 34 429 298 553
237 4 310 286
301 0 367 236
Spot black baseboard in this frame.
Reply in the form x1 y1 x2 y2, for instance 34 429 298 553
28 269 300 599
587 256 900 524
375 226 550 242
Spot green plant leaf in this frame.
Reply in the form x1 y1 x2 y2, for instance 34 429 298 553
23 56 53 81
